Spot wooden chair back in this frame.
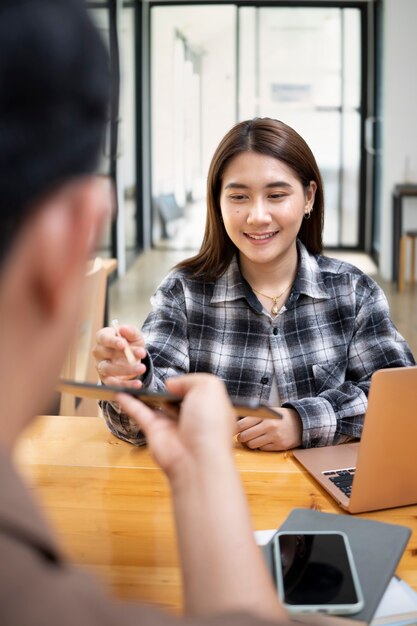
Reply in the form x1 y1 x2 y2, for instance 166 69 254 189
59 257 108 416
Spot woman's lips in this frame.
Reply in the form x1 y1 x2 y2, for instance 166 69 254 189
244 231 279 243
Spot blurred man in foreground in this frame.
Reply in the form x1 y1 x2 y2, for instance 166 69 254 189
0 1 287 624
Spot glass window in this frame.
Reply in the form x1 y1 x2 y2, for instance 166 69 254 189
239 7 361 247
151 5 236 248
150 4 363 250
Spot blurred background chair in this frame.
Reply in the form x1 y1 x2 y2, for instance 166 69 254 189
59 257 111 416
399 230 417 293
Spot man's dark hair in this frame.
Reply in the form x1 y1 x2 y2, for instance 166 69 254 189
0 0 110 262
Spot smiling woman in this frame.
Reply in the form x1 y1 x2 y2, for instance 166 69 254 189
180 118 324 282
219 152 317 313
94 118 415 452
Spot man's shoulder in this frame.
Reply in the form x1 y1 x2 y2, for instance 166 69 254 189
0 450 61 560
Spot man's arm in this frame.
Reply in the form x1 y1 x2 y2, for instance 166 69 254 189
2 447 288 626
118 374 287 621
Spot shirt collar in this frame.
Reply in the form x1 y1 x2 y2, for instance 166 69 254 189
211 241 329 308
211 256 262 311
0 450 62 563
293 239 330 300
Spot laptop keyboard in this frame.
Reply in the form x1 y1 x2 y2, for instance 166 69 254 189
322 468 356 497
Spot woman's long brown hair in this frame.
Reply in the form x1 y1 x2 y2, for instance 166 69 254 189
175 118 324 280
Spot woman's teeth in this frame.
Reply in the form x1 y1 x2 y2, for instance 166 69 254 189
246 232 277 240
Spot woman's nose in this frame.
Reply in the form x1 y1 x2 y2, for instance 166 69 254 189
247 199 272 225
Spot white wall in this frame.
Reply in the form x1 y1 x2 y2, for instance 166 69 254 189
380 0 417 279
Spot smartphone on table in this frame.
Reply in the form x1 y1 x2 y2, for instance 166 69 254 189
272 530 364 615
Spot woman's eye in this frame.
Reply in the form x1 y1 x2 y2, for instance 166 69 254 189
269 193 285 200
229 194 247 201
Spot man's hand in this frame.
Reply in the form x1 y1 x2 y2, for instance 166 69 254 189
117 373 286 621
117 373 235 478
236 407 302 451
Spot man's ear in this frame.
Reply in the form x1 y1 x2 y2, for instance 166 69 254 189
29 177 111 318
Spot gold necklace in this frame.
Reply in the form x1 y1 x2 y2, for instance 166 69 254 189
252 284 292 315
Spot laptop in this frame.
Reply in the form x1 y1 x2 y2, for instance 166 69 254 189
292 366 417 514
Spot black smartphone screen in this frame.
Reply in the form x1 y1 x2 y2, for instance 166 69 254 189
276 533 360 606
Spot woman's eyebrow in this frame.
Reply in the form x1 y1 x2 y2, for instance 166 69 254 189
223 181 293 190
223 182 249 190
265 181 292 189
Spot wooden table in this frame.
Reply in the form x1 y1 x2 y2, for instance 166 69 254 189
14 415 417 613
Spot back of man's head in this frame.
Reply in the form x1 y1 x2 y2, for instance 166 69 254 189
0 0 110 262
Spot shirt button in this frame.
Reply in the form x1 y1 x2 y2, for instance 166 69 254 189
273 327 278 335
261 376 269 385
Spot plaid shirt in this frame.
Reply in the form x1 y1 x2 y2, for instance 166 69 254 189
102 241 414 447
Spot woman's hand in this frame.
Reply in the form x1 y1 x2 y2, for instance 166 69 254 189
236 407 302 451
93 323 147 387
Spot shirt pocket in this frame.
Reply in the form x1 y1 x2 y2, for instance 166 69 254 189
312 360 347 395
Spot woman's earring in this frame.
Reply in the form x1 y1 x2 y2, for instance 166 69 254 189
304 209 312 220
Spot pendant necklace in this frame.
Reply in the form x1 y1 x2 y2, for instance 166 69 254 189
252 284 292 316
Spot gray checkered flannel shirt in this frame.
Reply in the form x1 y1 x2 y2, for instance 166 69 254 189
101 241 414 448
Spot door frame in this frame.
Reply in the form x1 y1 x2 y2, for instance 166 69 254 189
142 0 376 253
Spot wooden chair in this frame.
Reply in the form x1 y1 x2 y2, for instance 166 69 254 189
399 230 417 292
59 257 109 416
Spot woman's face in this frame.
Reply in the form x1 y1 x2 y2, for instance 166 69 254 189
219 151 316 273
